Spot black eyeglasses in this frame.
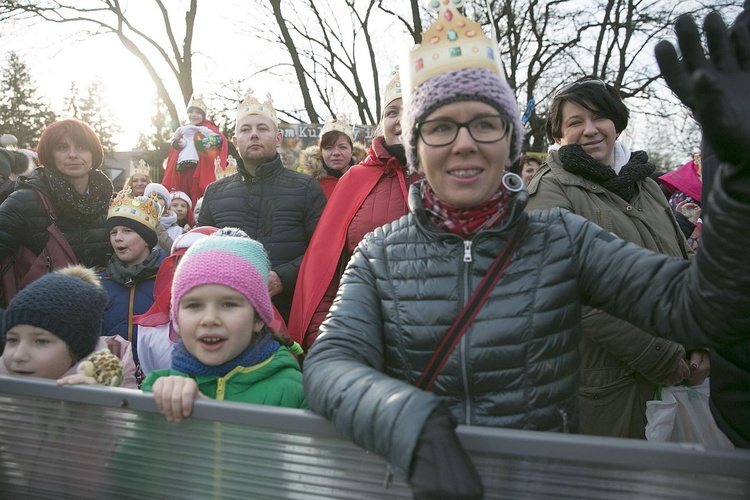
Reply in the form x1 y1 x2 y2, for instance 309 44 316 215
416 115 510 147
554 78 607 98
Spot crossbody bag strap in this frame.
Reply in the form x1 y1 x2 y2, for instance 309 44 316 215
36 190 78 264
416 214 528 392
36 190 60 224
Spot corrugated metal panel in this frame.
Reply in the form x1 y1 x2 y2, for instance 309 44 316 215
1 376 748 500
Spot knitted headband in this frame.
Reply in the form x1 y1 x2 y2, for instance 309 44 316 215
171 230 274 325
1 268 107 361
402 67 524 172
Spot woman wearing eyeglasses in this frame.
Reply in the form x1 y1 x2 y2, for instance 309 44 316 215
303 2 749 497
525 77 704 440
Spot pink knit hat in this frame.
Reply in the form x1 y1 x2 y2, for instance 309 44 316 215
171 228 274 325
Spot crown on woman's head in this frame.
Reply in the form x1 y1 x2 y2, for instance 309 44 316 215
187 94 207 115
237 88 278 125
320 119 353 141
383 66 402 107
402 0 503 97
129 159 150 178
107 190 160 232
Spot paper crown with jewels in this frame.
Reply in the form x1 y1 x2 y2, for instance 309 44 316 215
237 88 278 125
383 66 402 107
129 159 150 178
319 119 353 141
107 189 160 233
187 94 207 115
401 0 504 97
214 155 238 180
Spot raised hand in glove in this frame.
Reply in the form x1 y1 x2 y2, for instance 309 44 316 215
409 405 484 500
655 4 750 166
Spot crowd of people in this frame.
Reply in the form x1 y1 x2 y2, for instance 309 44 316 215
0 1 748 497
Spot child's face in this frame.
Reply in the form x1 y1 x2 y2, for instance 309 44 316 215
187 108 204 125
2 325 77 379
171 199 189 220
177 284 264 366
110 225 151 266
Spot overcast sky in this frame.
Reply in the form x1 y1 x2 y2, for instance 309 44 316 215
0 1 407 149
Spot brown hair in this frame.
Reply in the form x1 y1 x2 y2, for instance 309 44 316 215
545 78 629 144
509 154 542 175
37 119 104 171
319 130 353 149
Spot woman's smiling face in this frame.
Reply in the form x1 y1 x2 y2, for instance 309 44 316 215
417 101 512 208
556 100 618 166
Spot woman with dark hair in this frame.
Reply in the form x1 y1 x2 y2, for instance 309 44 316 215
0 119 113 270
525 77 702 440
509 153 542 185
298 119 366 199
302 2 749 497
288 70 421 350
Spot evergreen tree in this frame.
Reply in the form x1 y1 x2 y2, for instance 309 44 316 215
0 52 56 149
135 95 173 181
76 78 121 156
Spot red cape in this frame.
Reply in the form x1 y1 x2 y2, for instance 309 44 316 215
162 119 228 203
287 138 410 345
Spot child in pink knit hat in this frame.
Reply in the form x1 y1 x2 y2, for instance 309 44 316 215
141 227 305 421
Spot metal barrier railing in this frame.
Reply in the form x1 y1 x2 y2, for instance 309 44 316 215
1 375 748 499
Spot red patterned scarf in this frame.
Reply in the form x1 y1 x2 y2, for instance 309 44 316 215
422 182 511 238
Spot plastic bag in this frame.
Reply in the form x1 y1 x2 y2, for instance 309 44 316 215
645 380 734 449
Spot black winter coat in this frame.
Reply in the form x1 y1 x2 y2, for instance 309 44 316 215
304 179 750 477
0 168 111 268
198 154 326 320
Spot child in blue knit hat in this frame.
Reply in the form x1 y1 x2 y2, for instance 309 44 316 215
0 265 137 387
141 227 305 422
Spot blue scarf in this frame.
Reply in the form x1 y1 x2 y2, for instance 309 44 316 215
171 332 280 377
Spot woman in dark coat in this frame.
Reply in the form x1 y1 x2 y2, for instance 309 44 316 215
0 119 113 272
302 3 750 499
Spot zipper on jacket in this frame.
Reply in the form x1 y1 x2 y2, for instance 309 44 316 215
558 408 570 433
463 240 472 262
460 334 472 424
461 238 473 423
127 287 136 342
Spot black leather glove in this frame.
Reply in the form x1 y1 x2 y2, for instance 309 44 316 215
409 405 484 500
655 4 750 166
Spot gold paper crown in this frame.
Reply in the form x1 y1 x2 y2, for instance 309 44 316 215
187 94 207 115
402 0 503 96
237 88 278 125
214 155 238 180
129 159 150 178
319 119 353 141
107 190 160 232
383 66 402 107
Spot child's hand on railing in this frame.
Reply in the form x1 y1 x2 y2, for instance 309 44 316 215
152 375 204 422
